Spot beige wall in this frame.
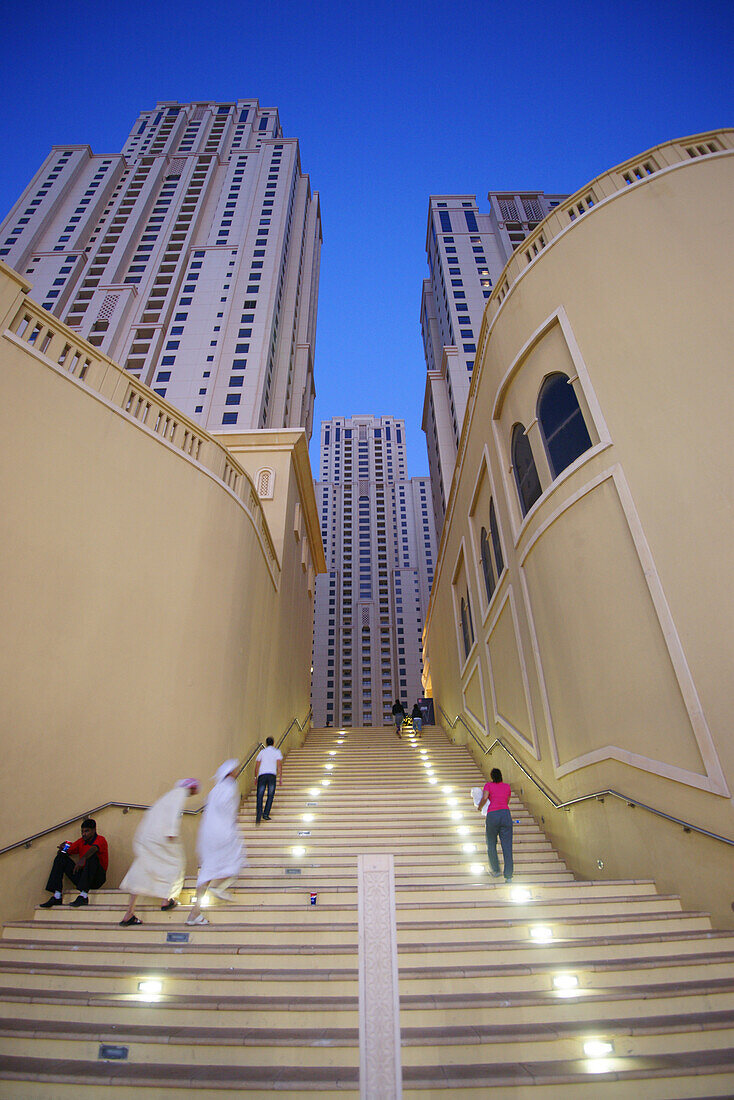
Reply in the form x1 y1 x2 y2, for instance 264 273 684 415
424 134 734 927
0 267 324 924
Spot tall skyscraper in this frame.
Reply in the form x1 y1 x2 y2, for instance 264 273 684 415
421 191 566 530
311 416 438 728
0 100 321 435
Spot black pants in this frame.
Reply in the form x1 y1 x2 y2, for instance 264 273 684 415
45 851 106 895
256 774 277 821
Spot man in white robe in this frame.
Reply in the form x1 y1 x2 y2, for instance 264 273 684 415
118 779 199 926
186 759 247 926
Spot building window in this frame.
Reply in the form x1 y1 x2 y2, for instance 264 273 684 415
460 594 474 659
537 372 593 478
511 424 542 517
489 499 504 576
480 527 495 602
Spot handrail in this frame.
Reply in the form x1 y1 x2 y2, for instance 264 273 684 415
0 708 312 857
438 706 734 847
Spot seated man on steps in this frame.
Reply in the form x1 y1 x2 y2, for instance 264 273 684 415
40 817 109 908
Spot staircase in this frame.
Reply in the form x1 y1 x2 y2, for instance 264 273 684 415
1 725 733 1096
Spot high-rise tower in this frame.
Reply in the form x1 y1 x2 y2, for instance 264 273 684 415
421 191 566 530
0 100 321 436
312 416 438 728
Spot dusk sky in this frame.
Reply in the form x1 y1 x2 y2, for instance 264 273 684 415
1 0 731 476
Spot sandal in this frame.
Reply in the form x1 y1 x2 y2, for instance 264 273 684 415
160 899 177 911
119 915 142 926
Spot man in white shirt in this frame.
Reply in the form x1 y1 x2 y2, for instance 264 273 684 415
254 737 283 824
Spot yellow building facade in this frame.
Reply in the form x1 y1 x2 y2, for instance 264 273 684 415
423 130 734 927
0 263 324 923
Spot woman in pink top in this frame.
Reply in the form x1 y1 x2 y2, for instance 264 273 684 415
478 768 514 882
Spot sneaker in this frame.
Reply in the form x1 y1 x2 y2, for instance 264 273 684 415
70 895 88 907
40 896 62 908
185 914 209 926
489 871 502 878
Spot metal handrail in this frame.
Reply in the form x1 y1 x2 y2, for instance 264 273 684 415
0 708 312 857
438 706 734 847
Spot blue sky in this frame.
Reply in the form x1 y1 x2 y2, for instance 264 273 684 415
1 0 731 476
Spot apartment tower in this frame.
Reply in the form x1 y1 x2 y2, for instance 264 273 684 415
421 191 565 530
312 416 438 728
0 100 321 435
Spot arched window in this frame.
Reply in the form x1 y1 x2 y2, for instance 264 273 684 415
489 499 504 576
460 594 474 659
537 372 592 479
480 527 495 602
512 423 542 517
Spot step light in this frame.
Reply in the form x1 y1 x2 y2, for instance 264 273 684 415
324 763 334 770
321 779 331 786
584 1039 613 1058
462 843 477 853
511 886 532 904
308 787 321 797
553 973 578 990
302 813 314 822
137 979 162 1000
442 786 453 795
328 750 337 755
457 825 469 835
530 925 553 943
469 863 484 875
428 777 438 785
292 846 306 857
450 811 463 822
447 797 458 806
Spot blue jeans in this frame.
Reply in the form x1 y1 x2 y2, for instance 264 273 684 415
413 717 422 734
485 808 513 880
256 774 277 821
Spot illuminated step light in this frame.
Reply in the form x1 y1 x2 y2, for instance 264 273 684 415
470 863 484 875
442 786 453 795
292 846 306 857
419 750 428 757
308 788 320 797
462 843 477 853
428 777 438 785
447 797 458 807
200 895 211 908
530 925 553 943
553 973 579 990
450 811 463 822
511 886 532 904
321 779 331 786
457 825 470 836
137 979 162 996
328 750 337 756
325 763 334 771
302 813 314 822
584 1039 614 1059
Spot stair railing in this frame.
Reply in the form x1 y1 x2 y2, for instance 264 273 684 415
0 707 312 857
438 705 734 847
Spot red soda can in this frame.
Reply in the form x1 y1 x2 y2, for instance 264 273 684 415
310 892 317 906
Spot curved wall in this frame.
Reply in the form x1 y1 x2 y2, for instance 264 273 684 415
0 269 322 920
425 136 734 924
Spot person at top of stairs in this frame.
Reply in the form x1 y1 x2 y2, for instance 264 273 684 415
254 736 283 824
478 767 514 883
392 698 406 737
39 817 108 909
117 778 200 926
186 759 247 925
411 702 423 737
